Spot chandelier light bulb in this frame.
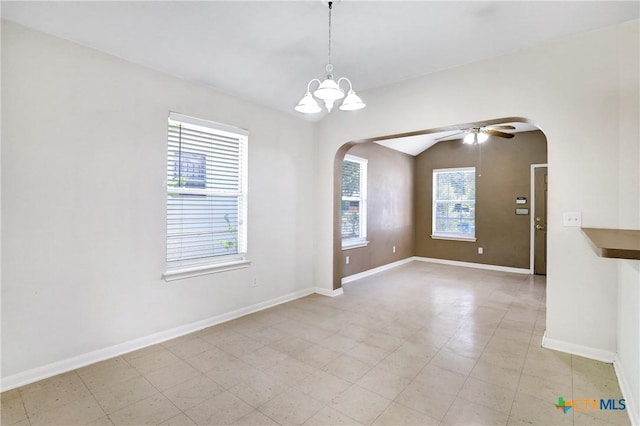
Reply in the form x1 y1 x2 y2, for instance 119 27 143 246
294 92 321 114
340 90 366 111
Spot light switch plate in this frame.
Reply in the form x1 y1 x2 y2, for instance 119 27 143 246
563 212 582 227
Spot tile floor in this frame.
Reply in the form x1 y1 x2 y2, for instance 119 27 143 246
0 262 631 425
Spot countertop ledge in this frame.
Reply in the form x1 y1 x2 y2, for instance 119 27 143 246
581 228 640 260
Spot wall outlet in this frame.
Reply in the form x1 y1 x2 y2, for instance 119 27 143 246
345 256 349 265
392 246 396 253
251 276 258 287
563 211 582 227
478 247 483 254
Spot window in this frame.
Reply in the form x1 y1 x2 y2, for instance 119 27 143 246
341 154 368 249
165 112 249 280
432 167 476 241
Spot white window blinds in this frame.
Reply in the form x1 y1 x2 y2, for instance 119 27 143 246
167 113 248 271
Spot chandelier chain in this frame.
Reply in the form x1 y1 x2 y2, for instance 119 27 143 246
327 1 333 73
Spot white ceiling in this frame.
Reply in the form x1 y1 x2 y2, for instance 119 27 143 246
2 1 638 122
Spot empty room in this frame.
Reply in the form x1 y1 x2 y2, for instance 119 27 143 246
1 1 639 425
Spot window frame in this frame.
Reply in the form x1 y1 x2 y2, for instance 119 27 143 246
163 112 250 281
431 166 477 242
341 154 369 250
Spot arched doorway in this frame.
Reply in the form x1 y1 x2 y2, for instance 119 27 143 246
332 117 548 291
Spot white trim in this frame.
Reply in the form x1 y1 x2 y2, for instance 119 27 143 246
342 154 368 244
433 166 476 174
541 335 637 424
163 259 251 281
431 235 477 242
613 355 639 426
342 240 370 250
530 164 548 274
344 154 368 165
541 332 615 363
169 111 249 137
0 287 315 392
166 113 249 271
432 167 476 240
314 287 345 297
342 257 414 284
413 256 530 275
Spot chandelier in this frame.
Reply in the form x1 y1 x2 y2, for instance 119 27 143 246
295 2 366 114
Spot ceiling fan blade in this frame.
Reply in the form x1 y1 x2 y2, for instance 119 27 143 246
482 129 515 139
434 131 466 141
485 125 516 130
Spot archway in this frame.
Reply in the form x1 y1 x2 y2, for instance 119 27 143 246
332 117 548 291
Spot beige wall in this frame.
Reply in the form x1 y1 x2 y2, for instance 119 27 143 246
1 22 317 384
340 143 414 278
415 131 547 269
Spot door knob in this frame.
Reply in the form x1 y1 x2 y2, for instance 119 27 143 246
536 224 546 230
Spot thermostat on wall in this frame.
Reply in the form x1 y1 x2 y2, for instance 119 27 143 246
515 208 529 215
516 197 527 204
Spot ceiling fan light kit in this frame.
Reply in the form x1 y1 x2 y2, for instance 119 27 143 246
464 131 489 145
295 2 365 114
461 125 517 145
433 125 517 145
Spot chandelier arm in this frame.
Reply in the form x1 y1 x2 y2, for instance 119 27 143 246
306 78 322 93
336 77 353 91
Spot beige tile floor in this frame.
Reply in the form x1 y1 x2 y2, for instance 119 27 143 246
1 262 631 425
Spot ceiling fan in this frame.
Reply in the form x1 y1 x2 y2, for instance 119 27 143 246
436 125 516 144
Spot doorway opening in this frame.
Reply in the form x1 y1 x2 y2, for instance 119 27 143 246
333 117 548 290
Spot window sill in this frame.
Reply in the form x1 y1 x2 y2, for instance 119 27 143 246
342 240 370 250
431 235 477 242
163 259 251 282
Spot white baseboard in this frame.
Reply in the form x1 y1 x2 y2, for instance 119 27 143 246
340 256 529 286
314 287 344 297
613 355 639 426
542 335 637 424
341 257 414 284
0 287 316 392
413 256 531 275
541 333 616 363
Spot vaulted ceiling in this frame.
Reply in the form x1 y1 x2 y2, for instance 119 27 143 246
2 1 638 122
